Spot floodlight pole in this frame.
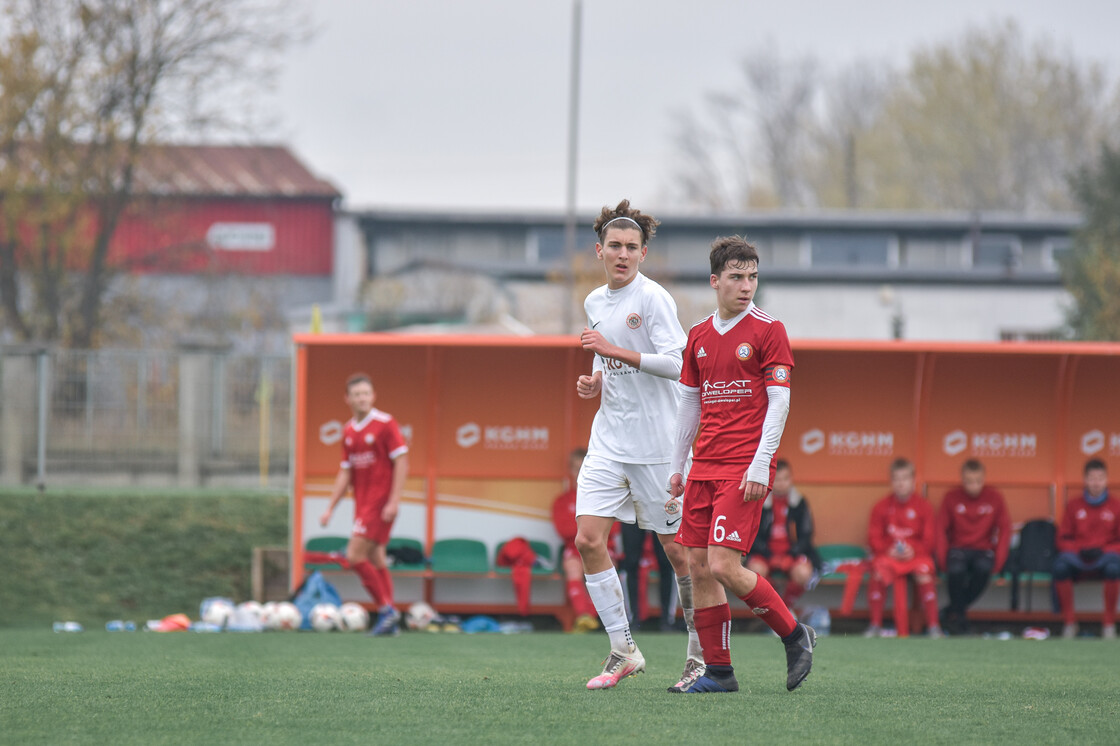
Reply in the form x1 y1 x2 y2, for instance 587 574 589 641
561 0 583 334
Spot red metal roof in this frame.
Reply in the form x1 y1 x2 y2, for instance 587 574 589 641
130 144 341 199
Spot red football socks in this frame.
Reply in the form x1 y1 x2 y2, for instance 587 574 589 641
741 575 797 638
694 604 732 666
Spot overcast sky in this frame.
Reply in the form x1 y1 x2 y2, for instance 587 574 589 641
269 0 1120 213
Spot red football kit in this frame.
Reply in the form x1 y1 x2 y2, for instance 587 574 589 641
869 492 937 577
935 485 1011 570
341 408 408 544
677 306 794 553
1056 496 1120 554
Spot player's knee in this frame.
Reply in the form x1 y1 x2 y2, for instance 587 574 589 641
1051 555 1076 580
790 562 813 585
573 531 600 560
708 554 741 586
1102 555 1120 580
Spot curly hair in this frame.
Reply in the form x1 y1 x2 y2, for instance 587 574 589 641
592 199 659 245
709 235 760 276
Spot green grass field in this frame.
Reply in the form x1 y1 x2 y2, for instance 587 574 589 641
3 628 1118 745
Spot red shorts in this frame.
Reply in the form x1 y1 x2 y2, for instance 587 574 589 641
676 479 762 554
871 554 936 583
352 503 393 545
751 553 810 574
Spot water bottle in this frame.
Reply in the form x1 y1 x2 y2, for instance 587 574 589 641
53 621 83 633
105 620 136 631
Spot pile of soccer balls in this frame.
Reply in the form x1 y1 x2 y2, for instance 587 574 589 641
307 602 370 632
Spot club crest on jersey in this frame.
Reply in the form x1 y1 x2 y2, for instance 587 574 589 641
364 433 375 444
736 343 752 360
626 313 642 329
770 366 790 383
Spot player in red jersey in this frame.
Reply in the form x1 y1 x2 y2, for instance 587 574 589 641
865 457 944 639
320 373 409 636
667 235 816 694
1053 458 1120 639
551 448 601 632
935 459 1010 635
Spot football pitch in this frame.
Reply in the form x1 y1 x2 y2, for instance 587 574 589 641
3 629 1118 745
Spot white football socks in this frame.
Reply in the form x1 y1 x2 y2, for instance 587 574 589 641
585 567 634 652
676 574 703 662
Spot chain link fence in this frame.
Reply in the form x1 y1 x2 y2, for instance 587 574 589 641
0 346 290 489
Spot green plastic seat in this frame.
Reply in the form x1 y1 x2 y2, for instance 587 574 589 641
304 536 349 571
816 543 867 580
386 536 427 571
430 538 491 574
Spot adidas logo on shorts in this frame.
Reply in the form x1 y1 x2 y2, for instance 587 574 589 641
727 530 741 542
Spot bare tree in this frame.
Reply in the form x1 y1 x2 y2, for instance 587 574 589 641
0 0 302 347
671 43 819 210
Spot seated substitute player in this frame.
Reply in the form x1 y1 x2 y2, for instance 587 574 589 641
668 235 816 695
745 458 822 612
319 373 409 636
935 458 1010 635
551 448 603 632
574 199 703 692
865 458 944 639
1053 458 1120 640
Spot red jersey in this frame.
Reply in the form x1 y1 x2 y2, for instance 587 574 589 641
551 488 578 549
679 306 794 480
769 495 792 556
868 493 936 558
935 486 1011 569
341 408 408 509
1056 495 1120 554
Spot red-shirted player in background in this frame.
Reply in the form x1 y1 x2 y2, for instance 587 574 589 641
668 235 816 694
551 448 602 632
320 373 409 636
935 458 1010 635
865 457 944 639
1053 458 1120 640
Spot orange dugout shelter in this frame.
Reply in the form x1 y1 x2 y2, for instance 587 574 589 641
291 335 1120 595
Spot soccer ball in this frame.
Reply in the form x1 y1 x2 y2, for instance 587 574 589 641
309 603 341 632
339 602 370 632
259 602 279 629
272 601 302 631
406 601 438 631
199 597 235 628
235 600 263 623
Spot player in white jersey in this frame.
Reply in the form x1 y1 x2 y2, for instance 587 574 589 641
574 199 704 692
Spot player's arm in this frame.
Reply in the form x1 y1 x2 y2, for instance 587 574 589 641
742 381 791 501
382 450 408 523
667 383 701 497
581 327 641 369
320 465 352 527
577 355 604 398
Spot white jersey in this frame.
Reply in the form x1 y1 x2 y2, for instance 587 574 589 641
584 272 686 464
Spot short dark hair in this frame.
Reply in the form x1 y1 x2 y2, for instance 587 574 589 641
961 459 985 475
1084 458 1107 475
570 447 588 460
890 457 914 475
345 372 373 392
592 199 659 245
709 235 760 276
775 458 791 473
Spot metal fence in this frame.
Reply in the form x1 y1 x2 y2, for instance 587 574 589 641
0 346 291 489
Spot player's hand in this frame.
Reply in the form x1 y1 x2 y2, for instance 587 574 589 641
740 473 767 502
382 502 399 524
318 509 331 528
580 327 614 357
667 472 685 498
576 373 602 399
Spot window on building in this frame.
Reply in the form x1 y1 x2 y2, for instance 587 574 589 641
809 233 892 267
529 226 597 264
972 235 1022 269
1043 237 1073 271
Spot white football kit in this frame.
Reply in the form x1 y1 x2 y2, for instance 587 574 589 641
577 272 688 534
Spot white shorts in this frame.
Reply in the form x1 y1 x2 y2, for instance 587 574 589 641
576 454 683 534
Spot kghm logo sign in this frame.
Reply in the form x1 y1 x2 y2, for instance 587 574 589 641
943 429 1037 458
457 422 550 450
800 428 894 456
1081 430 1120 456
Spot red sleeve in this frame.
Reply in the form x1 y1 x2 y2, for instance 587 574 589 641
679 329 701 388
918 499 937 558
761 321 794 388
1107 499 1120 554
868 498 891 556
386 418 408 457
1056 502 1082 553
935 494 952 569
551 491 577 543
993 492 1011 572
